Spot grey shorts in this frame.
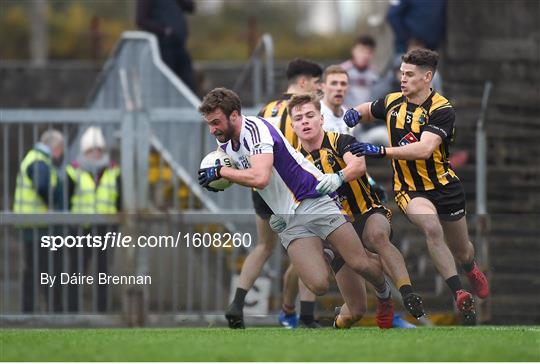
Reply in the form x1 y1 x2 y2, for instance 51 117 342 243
279 195 348 250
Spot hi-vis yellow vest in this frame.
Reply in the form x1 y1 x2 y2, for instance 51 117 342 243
13 149 58 213
66 165 120 213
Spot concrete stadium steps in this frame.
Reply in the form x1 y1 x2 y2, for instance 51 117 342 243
442 59 540 87
443 0 540 324
489 295 540 324
446 107 540 168
489 254 540 275
490 274 540 296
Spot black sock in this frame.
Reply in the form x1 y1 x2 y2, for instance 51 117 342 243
299 301 315 324
233 288 247 308
462 261 475 273
445 275 463 298
399 284 413 297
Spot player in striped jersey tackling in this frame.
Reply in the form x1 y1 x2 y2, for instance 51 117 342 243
343 48 489 325
288 93 425 328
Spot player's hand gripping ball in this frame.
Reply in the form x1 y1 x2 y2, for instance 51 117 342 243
198 150 236 192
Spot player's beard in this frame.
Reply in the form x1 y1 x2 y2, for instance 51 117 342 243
214 118 234 143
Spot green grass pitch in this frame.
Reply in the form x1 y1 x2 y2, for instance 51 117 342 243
1 326 539 361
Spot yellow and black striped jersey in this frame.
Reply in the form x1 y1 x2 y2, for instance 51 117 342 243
371 90 459 192
298 131 383 218
258 93 299 148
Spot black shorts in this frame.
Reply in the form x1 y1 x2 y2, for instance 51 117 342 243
351 206 392 240
251 190 273 219
394 181 466 221
327 206 392 274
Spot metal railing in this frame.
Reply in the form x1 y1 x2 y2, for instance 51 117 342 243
0 31 281 326
0 114 126 317
475 81 493 322
0 112 262 323
87 31 264 211
232 33 275 107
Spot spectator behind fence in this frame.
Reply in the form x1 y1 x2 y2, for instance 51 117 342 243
387 0 446 54
340 36 387 146
136 0 197 93
13 129 64 312
340 35 379 108
66 126 121 312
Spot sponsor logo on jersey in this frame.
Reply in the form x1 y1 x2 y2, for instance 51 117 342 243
399 132 419 146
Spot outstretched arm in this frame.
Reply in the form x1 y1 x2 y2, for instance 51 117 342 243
385 132 442 160
350 132 442 160
344 97 387 127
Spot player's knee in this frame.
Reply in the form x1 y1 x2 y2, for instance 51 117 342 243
364 229 390 250
348 314 364 325
338 308 365 328
307 279 329 296
349 305 367 322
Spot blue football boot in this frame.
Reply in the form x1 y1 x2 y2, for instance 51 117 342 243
278 310 298 329
392 314 416 328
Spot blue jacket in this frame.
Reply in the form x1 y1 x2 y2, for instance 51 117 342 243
136 0 195 46
387 0 446 53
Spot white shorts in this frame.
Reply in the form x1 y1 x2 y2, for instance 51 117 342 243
279 195 347 250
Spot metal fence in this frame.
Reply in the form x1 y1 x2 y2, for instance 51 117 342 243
0 31 280 326
87 31 270 212
0 114 271 327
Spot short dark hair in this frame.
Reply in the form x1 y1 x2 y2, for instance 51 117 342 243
199 87 242 118
402 48 439 72
286 58 323 83
354 35 376 49
287 93 321 117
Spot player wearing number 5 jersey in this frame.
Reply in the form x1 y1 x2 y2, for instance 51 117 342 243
343 48 489 325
